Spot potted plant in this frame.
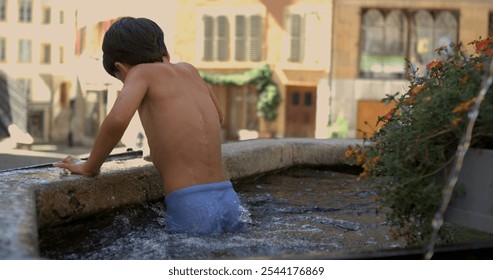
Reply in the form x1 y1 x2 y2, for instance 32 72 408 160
345 37 493 246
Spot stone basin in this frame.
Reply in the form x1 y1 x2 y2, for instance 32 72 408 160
2 138 492 260
0 138 362 259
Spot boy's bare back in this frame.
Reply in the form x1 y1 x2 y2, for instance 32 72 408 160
53 17 245 235
132 61 227 194
54 60 227 195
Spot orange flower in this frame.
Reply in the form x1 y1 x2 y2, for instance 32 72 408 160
451 117 462 126
383 110 393 121
409 84 428 96
355 154 366 165
372 155 381 163
452 98 476 114
426 60 442 70
344 149 354 159
475 37 493 56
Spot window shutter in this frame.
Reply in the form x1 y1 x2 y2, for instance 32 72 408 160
42 44 51 64
249 15 262 62
0 0 6 21
216 15 229 61
289 14 303 62
203 15 214 61
235 15 246 61
0 38 5 62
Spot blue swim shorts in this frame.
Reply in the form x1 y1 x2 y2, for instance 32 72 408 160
165 181 246 235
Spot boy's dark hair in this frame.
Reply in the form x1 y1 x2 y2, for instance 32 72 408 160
102 17 169 77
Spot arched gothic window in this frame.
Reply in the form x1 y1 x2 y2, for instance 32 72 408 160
409 11 458 77
360 9 408 78
360 9 458 79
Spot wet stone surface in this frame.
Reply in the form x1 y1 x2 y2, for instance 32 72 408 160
39 166 405 259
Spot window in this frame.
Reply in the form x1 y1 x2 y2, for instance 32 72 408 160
292 92 300 105
285 9 322 64
42 6 51 24
203 15 229 61
235 15 262 61
93 20 113 53
0 0 6 21
41 44 51 64
18 39 31 62
202 13 263 62
59 46 64 63
76 26 87 56
304 92 313 106
16 78 32 100
360 9 408 78
60 82 68 107
410 11 458 76
287 14 304 62
0 37 5 62
19 0 32 23
360 9 458 78
59 10 64 24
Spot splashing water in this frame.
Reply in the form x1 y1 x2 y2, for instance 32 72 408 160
424 58 493 260
38 167 404 260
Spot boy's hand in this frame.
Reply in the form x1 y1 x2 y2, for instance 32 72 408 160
53 155 99 177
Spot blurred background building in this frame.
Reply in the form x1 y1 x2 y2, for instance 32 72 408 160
1 0 493 150
0 0 76 145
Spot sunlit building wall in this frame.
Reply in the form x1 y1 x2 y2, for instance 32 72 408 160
5 0 490 145
174 0 493 140
174 0 333 140
331 0 493 138
0 0 77 143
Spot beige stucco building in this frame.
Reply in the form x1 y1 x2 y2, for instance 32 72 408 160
3 0 493 146
172 0 493 140
0 0 77 143
174 0 333 140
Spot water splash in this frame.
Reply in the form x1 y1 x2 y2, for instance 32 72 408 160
424 57 493 260
39 168 404 259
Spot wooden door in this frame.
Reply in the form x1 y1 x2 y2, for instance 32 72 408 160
285 86 316 137
357 100 394 138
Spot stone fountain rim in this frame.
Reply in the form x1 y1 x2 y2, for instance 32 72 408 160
0 138 361 259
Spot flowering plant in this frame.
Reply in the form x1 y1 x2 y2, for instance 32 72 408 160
345 37 493 245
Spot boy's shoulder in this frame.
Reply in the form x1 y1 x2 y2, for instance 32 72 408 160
171 62 201 78
134 61 197 72
174 61 198 71
129 62 201 82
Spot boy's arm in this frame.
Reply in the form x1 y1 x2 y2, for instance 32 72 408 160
54 69 148 176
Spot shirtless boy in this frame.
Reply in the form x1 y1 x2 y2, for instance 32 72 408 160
53 17 245 235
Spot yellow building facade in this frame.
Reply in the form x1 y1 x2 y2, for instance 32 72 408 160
173 0 333 140
14 0 492 146
173 0 493 140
